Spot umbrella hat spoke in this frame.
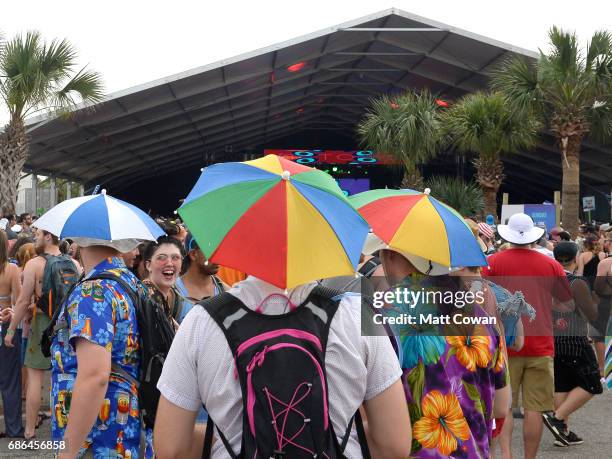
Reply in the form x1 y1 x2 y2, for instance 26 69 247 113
179 179 279 258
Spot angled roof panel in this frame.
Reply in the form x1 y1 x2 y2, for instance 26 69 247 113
23 8 610 196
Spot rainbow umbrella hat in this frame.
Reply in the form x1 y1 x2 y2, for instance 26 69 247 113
178 155 369 289
350 188 487 269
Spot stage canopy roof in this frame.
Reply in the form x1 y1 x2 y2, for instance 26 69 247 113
24 8 611 200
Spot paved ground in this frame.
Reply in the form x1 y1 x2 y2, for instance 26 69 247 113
1 389 610 458
493 389 612 458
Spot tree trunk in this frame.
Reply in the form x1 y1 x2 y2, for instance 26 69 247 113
0 116 29 215
473 155 504 221
561 135 581 238
482 186 499 220
400 163 424 191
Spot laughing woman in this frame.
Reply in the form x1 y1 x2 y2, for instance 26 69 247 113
140 236 196 458
142 236 193 329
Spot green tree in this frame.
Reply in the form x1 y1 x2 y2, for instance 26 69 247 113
0 31 103 214
442 92 540 219
491 27 612 236
357 90 443 190
426 175 485 217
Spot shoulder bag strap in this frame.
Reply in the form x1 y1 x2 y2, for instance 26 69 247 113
201 416 237 459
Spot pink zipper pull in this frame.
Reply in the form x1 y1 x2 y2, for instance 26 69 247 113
246 345 268 372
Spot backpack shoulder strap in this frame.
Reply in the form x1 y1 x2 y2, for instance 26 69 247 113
212 275 225 293
170 286 184 321
89 272 140 306
353 410 371 459
358 256 380 279
302 285 344 352
197 292 245 354
201 417 237 459
46 274 85 333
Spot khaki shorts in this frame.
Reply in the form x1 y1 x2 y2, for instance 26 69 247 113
509 356 554 412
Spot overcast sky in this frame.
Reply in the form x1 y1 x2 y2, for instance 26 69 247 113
1 0 610 124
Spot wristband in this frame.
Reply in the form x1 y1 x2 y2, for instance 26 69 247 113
5 329 15 336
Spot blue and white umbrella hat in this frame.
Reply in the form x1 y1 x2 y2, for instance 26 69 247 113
34 190 164 252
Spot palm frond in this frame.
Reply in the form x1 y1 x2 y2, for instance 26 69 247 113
586 30 612 71
490 56 541 115
546 26 581 79
38 38 77 84
0 30 104 119
442 92 540 159
47 67 104 114
357 90 443 168
492 25 612 144
589 98 612 143
425 175 484 217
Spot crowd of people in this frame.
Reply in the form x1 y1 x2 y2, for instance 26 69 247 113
0 201 611 459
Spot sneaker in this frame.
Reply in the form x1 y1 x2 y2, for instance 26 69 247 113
564 431 584 445
542 412 570 446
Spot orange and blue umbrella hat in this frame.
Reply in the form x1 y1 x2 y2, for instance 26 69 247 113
178 155 369 289
350 188 487 269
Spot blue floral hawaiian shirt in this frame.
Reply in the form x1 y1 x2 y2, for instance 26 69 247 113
50 257 142 459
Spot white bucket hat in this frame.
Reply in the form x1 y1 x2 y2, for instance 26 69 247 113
497 213 544 245
362 232 458 276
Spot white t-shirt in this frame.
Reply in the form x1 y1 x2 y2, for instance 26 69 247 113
157 276 402 458
533 246 555 258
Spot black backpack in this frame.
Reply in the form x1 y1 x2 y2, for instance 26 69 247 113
41 271 175 429
199 286 370 459
38 254 80 318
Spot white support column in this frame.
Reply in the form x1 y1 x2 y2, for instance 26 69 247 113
31 174 38 214
50 177 57 207
66 181 72 200
79 184 85 197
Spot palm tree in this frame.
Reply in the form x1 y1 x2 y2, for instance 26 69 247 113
0 31 103 214
491 27 612 236
425 175 484 217
442 92 540 219
357 90 443 190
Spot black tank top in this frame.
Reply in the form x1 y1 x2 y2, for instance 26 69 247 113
583 253 599 288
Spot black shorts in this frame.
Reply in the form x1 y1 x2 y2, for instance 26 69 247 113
554 346 603 394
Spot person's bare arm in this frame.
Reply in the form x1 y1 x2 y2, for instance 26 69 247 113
362 380 412 459
594 258 612 297
508 318 524 352
552 274 576 313
5 260 37 346
10 265 21 307
1 307 13 323
575 253 585 276
59 338 111 459
154 396 199 459
572 279 598 323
